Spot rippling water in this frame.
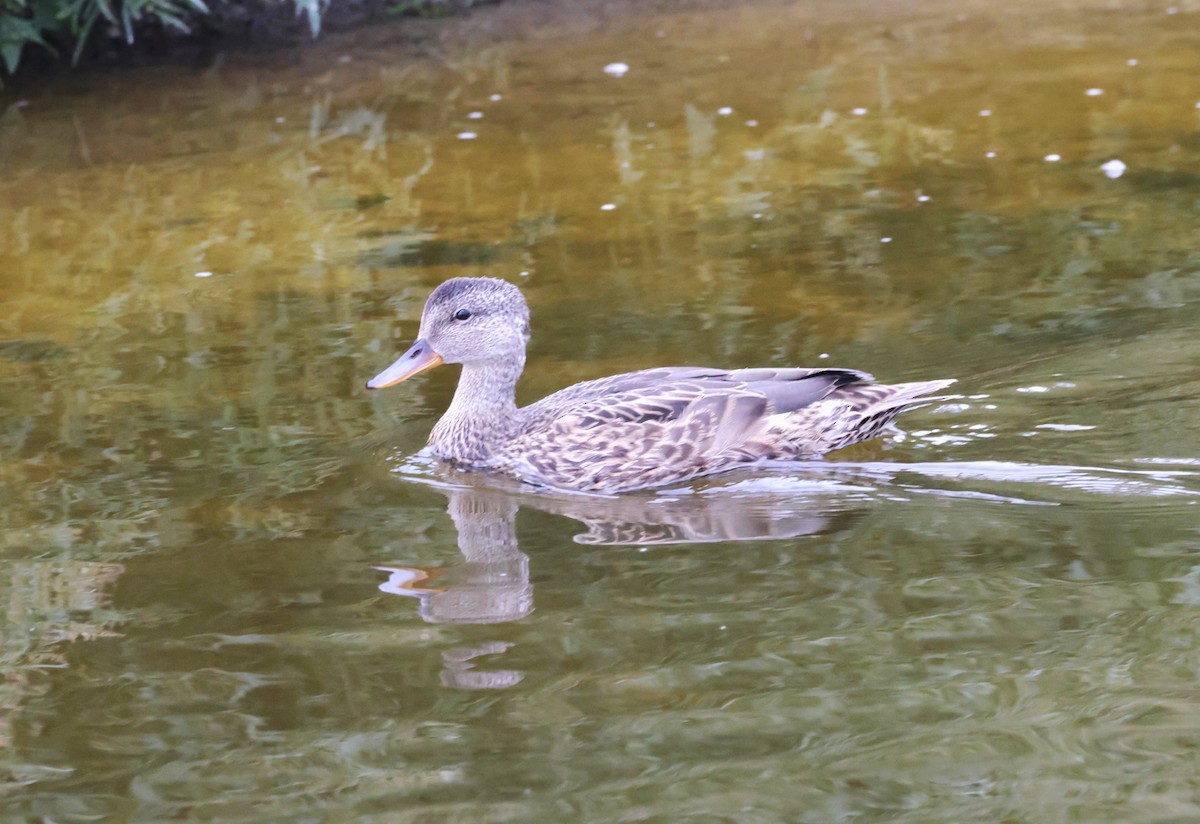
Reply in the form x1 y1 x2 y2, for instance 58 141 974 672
3 0 1200 820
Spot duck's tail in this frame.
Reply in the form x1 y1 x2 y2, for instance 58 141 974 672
830 378 957 450
857 378 958 415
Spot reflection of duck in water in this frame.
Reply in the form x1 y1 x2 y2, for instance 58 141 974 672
376 488 530 689
375 478 854 627
376 488 530 625
367 277 954 494
374 483 860 688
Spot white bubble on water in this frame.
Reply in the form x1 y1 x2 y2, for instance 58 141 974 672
1100 159 1127 179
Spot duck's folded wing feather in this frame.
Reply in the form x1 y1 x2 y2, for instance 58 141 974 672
508 367 874 492
522 366 872 422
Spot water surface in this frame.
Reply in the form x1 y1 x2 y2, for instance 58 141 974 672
3 0 1200 820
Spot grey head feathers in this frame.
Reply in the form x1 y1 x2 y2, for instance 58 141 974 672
418 277 531 365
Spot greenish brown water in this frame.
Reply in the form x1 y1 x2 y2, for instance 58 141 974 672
3 0 1200 820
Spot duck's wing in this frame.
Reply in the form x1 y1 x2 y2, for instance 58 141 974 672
510 367 873 492
522 366 873 423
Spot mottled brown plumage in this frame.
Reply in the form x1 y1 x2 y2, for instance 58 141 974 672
367 277 954 493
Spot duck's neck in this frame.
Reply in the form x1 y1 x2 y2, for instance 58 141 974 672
429 355 524 466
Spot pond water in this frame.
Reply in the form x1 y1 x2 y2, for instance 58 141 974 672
3 0 1200 819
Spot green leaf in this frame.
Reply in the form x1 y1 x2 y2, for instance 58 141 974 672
0 17 53 73
70 12 96 64
119 1 132 43
293 0 323 37
92 0 116 24
1 39 23 73
156 9 189 33
29 0 60 29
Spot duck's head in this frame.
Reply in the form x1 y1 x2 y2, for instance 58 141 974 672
366 277 531 390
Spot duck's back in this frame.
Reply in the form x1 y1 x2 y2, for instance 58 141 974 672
505 366 945 492
521 366 868 421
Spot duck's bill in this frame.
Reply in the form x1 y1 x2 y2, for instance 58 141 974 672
365 339 444 389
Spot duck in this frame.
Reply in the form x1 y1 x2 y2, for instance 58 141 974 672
366 277 954 493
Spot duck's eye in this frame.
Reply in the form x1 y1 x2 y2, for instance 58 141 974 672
453 309 472 321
